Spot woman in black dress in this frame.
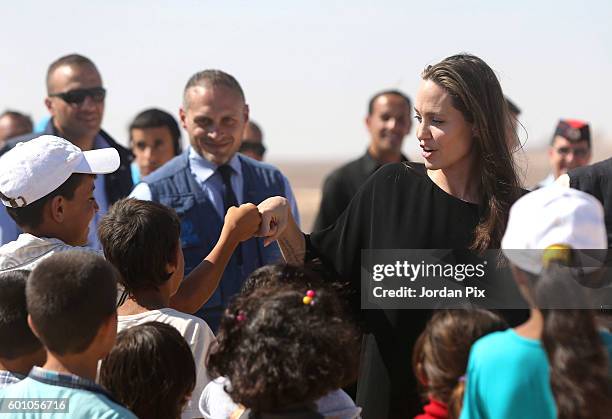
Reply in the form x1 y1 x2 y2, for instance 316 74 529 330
257 53 523 418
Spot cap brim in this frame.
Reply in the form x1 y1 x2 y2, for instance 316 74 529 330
74 148 120 175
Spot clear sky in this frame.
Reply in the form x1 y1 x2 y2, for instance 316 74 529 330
1 0 610 160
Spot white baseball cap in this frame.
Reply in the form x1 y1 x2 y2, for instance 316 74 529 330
501 185 607 274
0 135 120 208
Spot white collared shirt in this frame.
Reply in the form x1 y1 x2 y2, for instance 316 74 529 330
535 173 556 190
0 233 101 273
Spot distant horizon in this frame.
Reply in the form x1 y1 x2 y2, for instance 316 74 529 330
2 0 610 161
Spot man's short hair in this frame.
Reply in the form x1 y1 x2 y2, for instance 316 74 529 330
26 251 118 355
367 89 412 115
129 108 182 155
183 69 245 108
46 54 98 93
98 198 181 293
1 173 85 230
0 270 42 359
0 110 34 132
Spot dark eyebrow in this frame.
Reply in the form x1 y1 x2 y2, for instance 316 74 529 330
414 108 444 117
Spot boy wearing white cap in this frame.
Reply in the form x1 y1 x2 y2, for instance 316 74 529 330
461 186 612 419
0 135 118 272
0 135 263 314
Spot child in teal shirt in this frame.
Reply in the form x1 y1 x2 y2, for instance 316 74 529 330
461 186 612 419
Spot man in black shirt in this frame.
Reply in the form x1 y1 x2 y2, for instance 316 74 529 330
559 158 612 247
313 90 412 231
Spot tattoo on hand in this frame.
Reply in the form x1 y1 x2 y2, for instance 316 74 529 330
279 237 304 266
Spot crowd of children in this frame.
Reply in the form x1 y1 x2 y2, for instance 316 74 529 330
1 133 611 418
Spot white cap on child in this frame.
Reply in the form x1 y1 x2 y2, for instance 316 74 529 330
0 135 120 208
501 185 607 274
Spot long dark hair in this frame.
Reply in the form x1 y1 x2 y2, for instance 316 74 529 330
529 260 612 419
422 53 522 251
412 309 507 418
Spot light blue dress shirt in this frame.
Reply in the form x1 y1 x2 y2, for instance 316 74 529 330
0 206 19 245
86 135 109 250
130 148 300 224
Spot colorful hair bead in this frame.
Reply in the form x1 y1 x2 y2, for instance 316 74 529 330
542 243 572 268
236 311 247 322
303 290 316 305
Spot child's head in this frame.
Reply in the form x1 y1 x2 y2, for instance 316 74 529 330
0 135 119 246
0 270 44 364
502 185 612 418
240 263 326 296
502 185 607 304
412 309 507 417
26 251 119 359
100 321 196 419
98 198 183 296
208 278 360 413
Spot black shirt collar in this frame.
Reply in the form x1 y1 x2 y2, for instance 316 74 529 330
361 150 409 175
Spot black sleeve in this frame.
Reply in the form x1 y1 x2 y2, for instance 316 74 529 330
312 171 351 232
570 159 612 247
305 165 384 320
570 162 606 203
307 163 409 284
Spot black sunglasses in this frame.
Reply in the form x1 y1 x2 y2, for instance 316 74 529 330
49 87 106 105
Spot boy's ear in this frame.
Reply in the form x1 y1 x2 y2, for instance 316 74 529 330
165 261 176 276
27 314 42 340
49 196 65 223
165 242 181 275
96 313 118 358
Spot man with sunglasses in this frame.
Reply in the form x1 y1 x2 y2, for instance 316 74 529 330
535 119 592 189
0 54 132 248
